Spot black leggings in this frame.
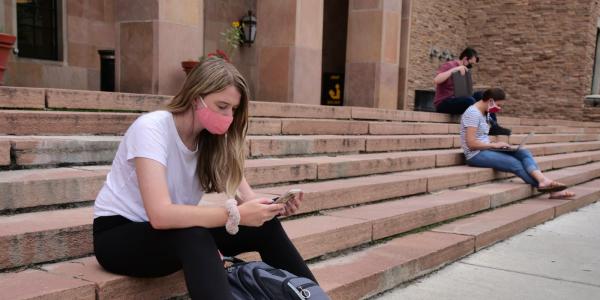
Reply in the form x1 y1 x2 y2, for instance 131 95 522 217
93 215 316 299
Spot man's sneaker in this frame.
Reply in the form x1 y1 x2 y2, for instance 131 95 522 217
489 124 512 136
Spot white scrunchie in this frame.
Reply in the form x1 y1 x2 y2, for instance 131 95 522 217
225 199 240 235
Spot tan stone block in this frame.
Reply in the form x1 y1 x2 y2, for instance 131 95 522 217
282 119 368 135
345 62 377 107
257 47 291 101
382 11 400 64
119 22 154 94
368 122 415 134
468 182 534 208
351 0 381 10
257 0 296 46
434 150 464 167
365 135 454 152
346 10 383 62
377 62 399 109
295 0 324 50
407 167 470 192
43 256 188 300
284 215 372 260
159 0 201 25
156 22 202 95
11 136 121 167
0 86 46 109
351 106 407 121
0 167 109 210
0 110 137 135
313 231 473 299
0 207 93 269
248 118 282 135
292 47 322 105
552 153 593 169
248 136 365 157
250 101 352 119
115 0 159 21
433 201 557 250
326 190 489 240
313 151 435 179
0 141 9 166
244 158 317 186
0 269 96 300
256 173 427 214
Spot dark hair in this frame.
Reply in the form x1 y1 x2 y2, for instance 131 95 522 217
482 88 507 101
460 47 479 63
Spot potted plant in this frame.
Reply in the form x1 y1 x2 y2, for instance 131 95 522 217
0 26 16 85
181 21 243 75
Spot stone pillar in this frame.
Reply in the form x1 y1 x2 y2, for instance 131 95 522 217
345 0 401 109
115 0 204 95
256 0 323 105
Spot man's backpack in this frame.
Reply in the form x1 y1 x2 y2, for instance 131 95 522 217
224 257 330 300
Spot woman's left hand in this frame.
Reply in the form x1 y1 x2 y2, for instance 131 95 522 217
281 191 303 217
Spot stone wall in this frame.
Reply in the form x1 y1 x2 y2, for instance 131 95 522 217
4 0 116 90
405 0 468 110
204 0 257 98
467 0 599 120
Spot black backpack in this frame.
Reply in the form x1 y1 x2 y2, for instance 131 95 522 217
224 257 330 300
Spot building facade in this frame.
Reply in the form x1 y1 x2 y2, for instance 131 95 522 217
1 0 600 120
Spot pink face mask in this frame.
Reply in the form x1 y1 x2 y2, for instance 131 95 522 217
195 97 233 135
488 99 501 114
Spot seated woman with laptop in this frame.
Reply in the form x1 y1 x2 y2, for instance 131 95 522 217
460 88 575 199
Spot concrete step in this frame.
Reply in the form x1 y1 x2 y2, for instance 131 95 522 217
2 177 598 300
2 156 599 271
2 132 596 170
310 179 600 299
0 110 138 135
1 135 121 167
2 145 599 212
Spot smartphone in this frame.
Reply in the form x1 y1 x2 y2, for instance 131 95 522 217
273 189 301 205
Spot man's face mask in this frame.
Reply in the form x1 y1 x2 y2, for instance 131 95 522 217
488 99 501 113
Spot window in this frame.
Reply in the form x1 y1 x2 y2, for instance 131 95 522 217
16 0 60 60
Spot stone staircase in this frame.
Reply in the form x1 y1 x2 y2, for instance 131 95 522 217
1 86 600 299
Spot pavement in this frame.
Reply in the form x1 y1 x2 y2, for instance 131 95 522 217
374 201 600 300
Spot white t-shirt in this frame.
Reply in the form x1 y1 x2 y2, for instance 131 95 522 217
460 105 491 160
94 111 203 222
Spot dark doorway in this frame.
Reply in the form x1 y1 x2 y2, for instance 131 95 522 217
321 0 348 106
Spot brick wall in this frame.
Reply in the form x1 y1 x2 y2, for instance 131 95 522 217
405 0 468 110
467 0 599 120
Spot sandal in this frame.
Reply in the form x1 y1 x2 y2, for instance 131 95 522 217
549 190 576 200
537 181 567 193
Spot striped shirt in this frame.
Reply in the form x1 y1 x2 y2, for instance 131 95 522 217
460 105 490 160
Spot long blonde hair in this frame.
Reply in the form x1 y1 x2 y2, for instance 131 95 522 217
167 56 249 197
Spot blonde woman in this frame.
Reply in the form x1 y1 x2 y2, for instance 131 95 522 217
93 57 315 299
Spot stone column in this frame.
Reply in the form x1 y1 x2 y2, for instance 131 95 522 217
345 0 401 109
116 0 204 95
256 0 323 105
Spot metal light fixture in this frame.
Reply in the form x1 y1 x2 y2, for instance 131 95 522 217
240 10 257 45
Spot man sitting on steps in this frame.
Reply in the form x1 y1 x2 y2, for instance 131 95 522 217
434 47 511 136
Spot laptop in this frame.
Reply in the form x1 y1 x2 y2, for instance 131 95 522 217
452 69 473 98
492 132 534 152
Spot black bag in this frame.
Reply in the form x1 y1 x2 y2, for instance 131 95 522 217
224 257 330 300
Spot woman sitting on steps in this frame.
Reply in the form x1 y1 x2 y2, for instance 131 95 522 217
93 57 316 299
460 88 575 199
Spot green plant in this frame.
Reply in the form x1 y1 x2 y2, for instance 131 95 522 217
220 21 243 59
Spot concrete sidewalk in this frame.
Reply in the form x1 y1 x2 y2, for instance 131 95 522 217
374 201 600 300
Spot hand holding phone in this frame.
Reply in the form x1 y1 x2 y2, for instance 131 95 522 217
273 189 302 205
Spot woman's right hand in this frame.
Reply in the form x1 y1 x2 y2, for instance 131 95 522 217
238 198 285 227
491 142 511 149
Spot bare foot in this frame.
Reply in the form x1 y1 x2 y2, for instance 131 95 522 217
549 190 576 199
